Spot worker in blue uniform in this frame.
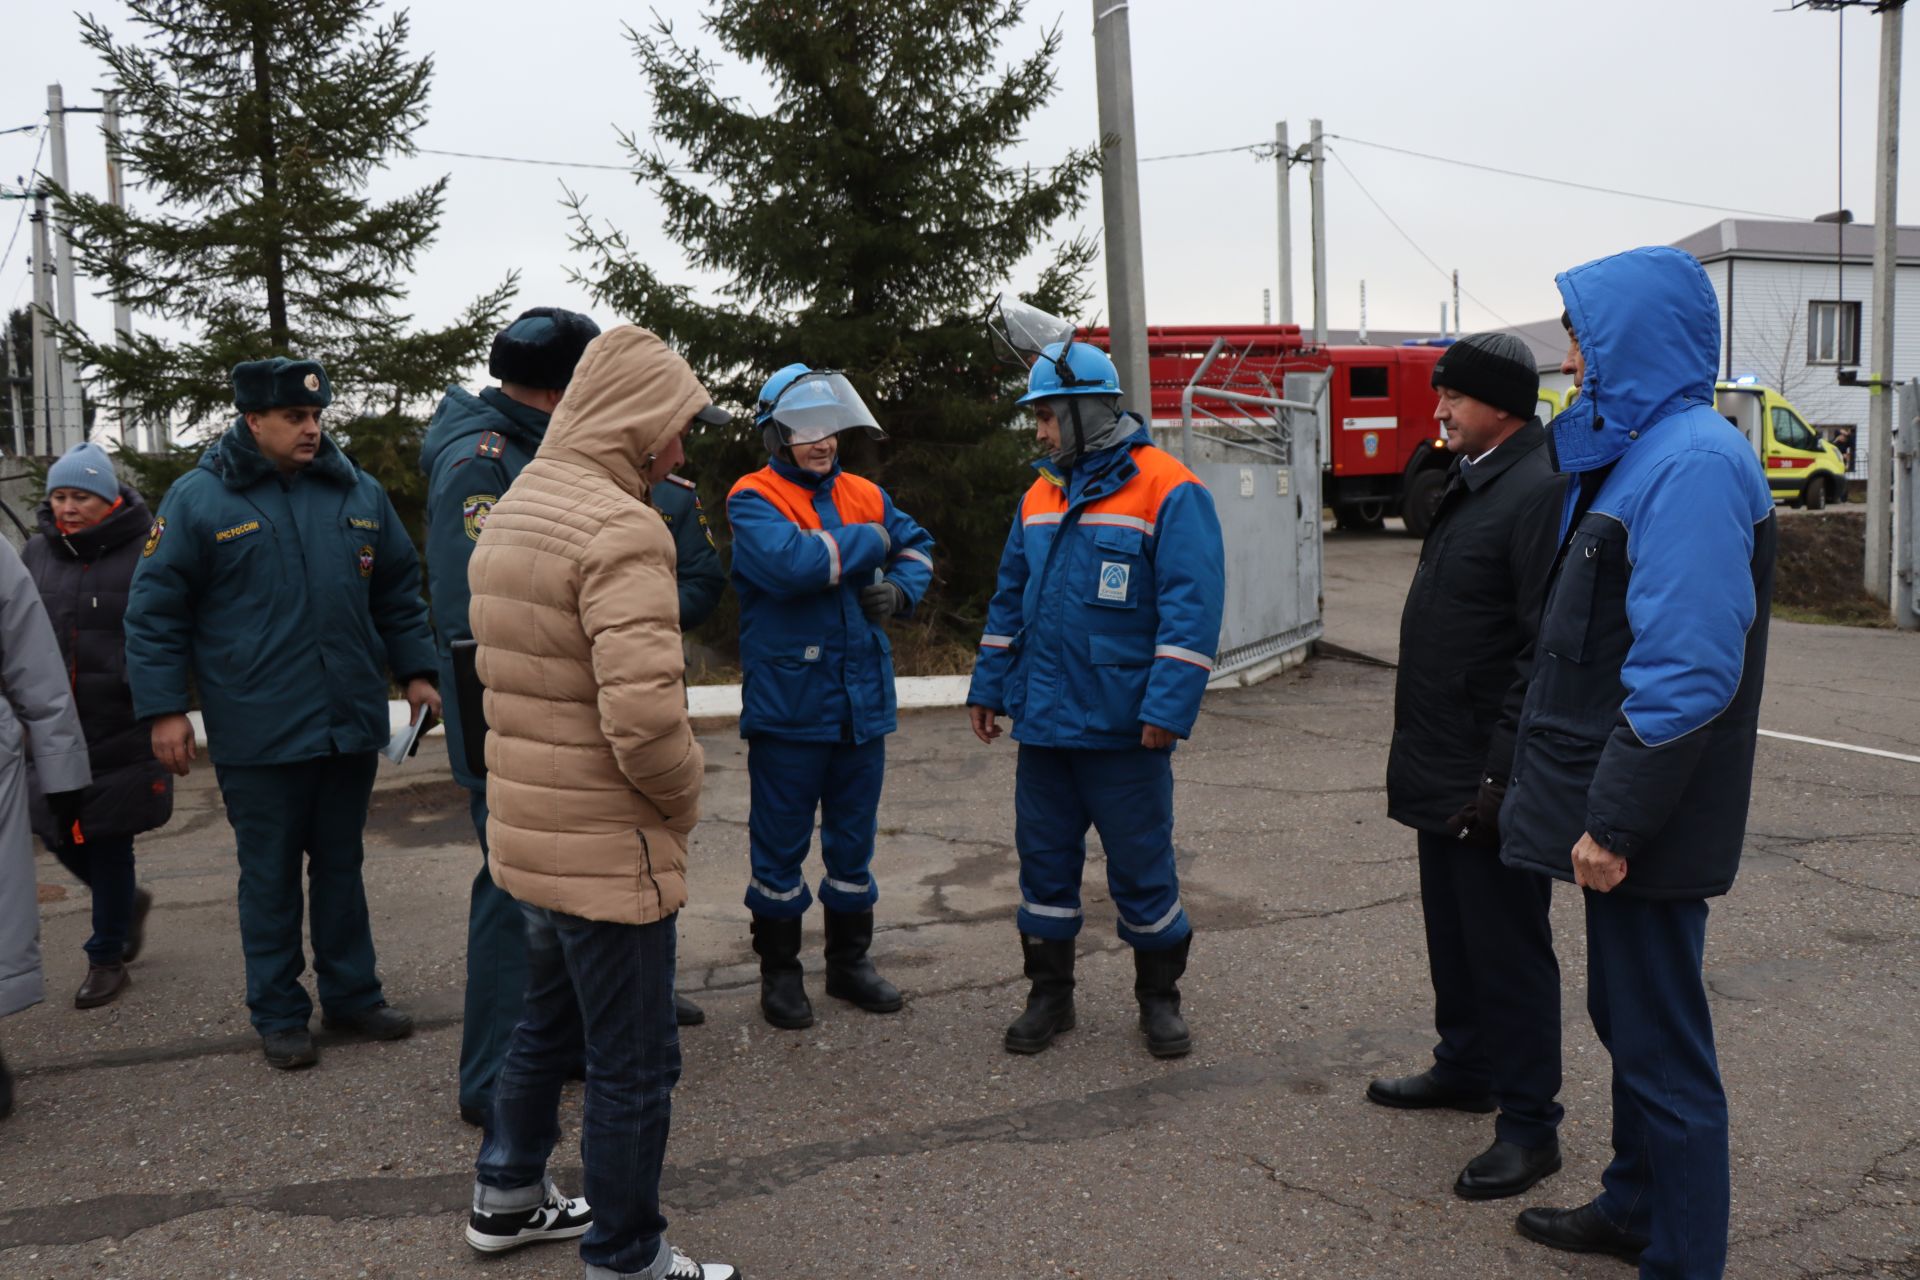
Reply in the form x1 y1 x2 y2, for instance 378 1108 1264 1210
421 308 723 1127
966 339 1226 1058
126 357 441 1071
726 365 936 1030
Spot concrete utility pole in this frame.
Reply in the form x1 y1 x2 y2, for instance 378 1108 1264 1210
1091 0 1151 416
1451 270 1461 338
1275 121 1293 325
1309 118 1327 345
1865 3 1903 604
47 84 83 452
1358 280 1368 344
102 90 151 453
29 193 55 457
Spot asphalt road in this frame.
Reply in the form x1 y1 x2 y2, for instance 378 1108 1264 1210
1 525 1913 1279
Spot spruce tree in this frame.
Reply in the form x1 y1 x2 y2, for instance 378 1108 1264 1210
568 0 1099 634
55 0 514 461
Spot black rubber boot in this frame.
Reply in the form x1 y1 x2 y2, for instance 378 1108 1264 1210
673 992 707 1026
751 914 813 1030
1134 934 1193 1058
1004 934 1076 1054
823 910 904 1012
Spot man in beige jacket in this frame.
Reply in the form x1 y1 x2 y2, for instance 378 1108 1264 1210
462 325 736 1280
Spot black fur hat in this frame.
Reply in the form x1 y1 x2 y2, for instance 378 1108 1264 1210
488 307 602 390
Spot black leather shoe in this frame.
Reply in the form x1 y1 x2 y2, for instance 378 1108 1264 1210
1516 1202 1649 1262
1453 1138 1562 1200
674 992 706 1026
261 1028 317 1070
320 1002 413 1040
1365 1069 1496 1113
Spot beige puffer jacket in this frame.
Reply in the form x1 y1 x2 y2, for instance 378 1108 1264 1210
467 325 709 924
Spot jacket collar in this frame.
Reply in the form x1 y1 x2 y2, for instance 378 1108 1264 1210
202 415 359 491
476 386 553 447
1458 419 1546 492
1033 420 1151 504
768 453 842 492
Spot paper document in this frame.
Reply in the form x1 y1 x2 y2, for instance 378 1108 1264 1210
383 711 430 765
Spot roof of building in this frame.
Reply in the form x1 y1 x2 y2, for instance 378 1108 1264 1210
1672 217 1920 267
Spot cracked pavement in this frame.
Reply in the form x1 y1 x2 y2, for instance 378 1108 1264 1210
1 523 1914 1278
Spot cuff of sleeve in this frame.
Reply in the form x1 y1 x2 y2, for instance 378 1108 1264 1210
1586 817 1646 859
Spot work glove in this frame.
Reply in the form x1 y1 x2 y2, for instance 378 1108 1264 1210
1445 777 1505 852
860 578 908 624
46 789 87 845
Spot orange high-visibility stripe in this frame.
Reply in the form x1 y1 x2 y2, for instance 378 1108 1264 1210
730 466 886 529
1018 443 1202 532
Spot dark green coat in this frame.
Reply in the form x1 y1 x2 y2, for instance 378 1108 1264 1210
125 418 438 767
655 472 726 633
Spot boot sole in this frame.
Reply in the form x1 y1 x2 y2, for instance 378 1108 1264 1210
825 982 903 1013
1454 1154 1562 1201
1513 1214 1646 1261
263 1049 318 1070
1005 1009 1076 1054
1146 1035 1192 1058
465 1221 590 1254
761 1006 814 1030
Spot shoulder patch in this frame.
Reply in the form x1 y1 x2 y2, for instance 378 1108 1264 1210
462 493 498 541
213 519 262 544
142 516 166 557
475 431 505 459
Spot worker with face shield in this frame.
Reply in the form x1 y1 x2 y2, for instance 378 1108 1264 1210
725 365 937 1031
966 333 1226 1059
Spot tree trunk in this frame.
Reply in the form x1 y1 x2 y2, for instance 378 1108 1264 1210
249 13 290 351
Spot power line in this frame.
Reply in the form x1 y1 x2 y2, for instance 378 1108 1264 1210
0 125 48 299
1324 146 1517 330
1138 141 1270 163
0 124 41 137
415 146 633 172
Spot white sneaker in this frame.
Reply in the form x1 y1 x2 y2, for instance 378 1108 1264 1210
663 1245 741 1279
464 1183 592 1253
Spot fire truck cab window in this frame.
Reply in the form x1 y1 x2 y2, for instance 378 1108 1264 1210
1349 366 1390 399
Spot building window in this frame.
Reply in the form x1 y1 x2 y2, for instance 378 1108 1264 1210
1808 300 1861 365
1348 365 1390 399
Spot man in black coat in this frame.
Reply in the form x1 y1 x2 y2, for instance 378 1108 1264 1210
1369 331 1568 1201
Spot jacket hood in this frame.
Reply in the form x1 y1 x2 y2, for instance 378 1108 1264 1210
1551 245 1720 473
419 385 550 476
34 483 152 557
199 415 359 490
539 325 711 498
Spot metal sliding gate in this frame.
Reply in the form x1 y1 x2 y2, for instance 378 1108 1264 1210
1171 341 1326 684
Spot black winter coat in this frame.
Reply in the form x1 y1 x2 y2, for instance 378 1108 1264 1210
1386 422 1566 833
22 486 173 843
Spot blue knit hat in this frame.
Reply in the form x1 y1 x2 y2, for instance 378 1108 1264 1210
45 441 119 502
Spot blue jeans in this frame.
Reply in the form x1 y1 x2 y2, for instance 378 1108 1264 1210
475 906 681 1279
1013 744 1190 950
743 736 885 918
1586 891 1727 1280
51 833 137 966
213 752 385 1034
458 790 531 1115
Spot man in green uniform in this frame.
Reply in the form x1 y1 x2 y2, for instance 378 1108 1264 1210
127 357 441 1070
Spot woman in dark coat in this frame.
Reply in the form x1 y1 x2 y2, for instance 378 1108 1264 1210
23 442 172 1008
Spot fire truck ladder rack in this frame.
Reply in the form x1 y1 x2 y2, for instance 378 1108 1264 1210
1177 338 1319 463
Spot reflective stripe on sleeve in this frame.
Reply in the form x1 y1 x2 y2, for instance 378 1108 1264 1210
1154 644 1215 671
1021 900 1084 919
1123 900 1185 935
979 633 1014 649
812 529 843 585
893 546 934 569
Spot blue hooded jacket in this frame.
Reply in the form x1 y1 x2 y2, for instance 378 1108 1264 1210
126 418 438 767
1499 246 1776 898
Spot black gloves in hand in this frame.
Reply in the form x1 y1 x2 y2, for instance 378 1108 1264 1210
1446 778 1506 851
46 789 86 842
860 579 907 624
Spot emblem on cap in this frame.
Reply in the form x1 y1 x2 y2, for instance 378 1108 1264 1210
304 373 321 392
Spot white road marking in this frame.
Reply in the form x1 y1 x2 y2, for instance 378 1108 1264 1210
1759 729 1920 764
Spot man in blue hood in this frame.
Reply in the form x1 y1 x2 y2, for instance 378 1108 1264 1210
420 307 721 1128
1500 247 1775 1279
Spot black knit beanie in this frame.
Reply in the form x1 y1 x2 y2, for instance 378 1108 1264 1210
489 307 602 390
1430 331 1540 419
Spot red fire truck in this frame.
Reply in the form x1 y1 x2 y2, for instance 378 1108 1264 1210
1082 325 1454 535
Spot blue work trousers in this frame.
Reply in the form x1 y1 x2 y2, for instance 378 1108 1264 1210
459 789 530 1116
213 752 385 1035
475 906 681 1279
744 736 885 918
1014 744 1189 950
51 834 138 967
1586 890 1728 1280
1416 830 1563 1148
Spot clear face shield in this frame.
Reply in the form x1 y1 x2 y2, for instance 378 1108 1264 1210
761 370 888 454
987 294 1078 368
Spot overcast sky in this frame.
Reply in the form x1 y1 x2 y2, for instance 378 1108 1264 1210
4 0 1917 395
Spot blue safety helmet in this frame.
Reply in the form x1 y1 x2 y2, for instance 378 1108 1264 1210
755 363 888 456
1016 340 1123 406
